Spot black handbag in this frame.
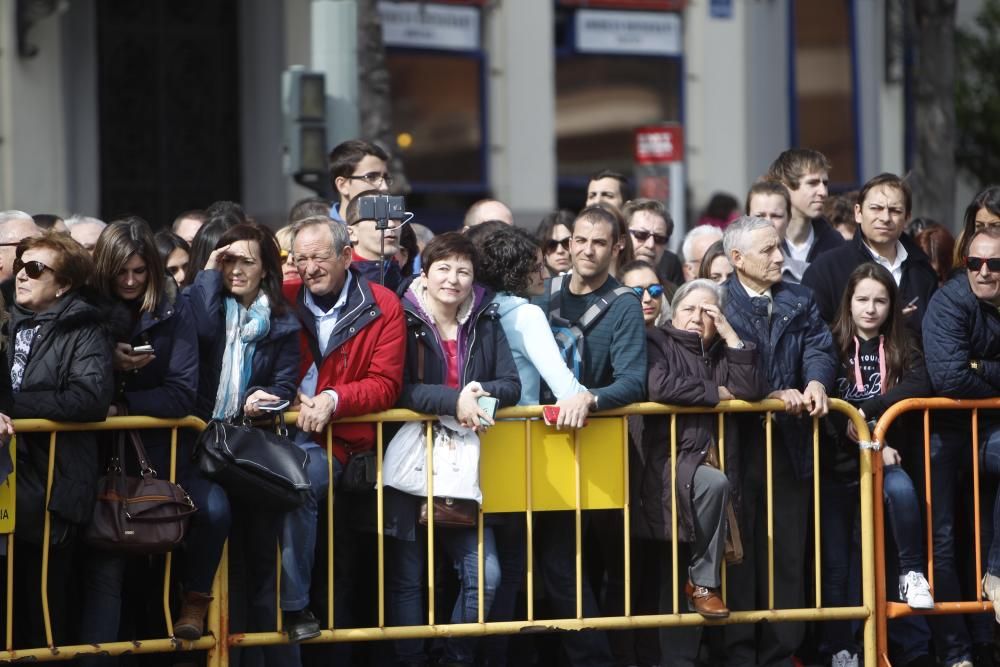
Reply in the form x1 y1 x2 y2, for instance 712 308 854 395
338 442 376 493
194 412 311 511
86 430 197 554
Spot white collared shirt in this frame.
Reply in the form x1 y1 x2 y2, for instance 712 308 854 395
297 271 353 403
739 278 773 318
864 240 908 286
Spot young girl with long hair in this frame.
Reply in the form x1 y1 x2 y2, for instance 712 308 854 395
823 263 933 667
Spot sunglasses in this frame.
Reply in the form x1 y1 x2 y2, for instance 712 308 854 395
14 258 55 279
629 229 669 245
966 256 1000 272
631 284 665 299
545 237 571 253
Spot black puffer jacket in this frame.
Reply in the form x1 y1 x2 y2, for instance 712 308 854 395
8 293 114 542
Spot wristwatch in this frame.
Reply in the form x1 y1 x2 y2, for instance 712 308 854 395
590 393 599 411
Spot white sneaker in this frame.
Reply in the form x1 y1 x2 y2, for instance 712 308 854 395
948 661 973 667
899 570 935 610
831 649 859 667
982 571 1000 623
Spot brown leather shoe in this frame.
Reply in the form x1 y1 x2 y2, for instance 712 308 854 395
685 580 729 619
174 591 213 640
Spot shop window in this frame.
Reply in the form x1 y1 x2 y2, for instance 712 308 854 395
791 0 859 185
387 53 485 187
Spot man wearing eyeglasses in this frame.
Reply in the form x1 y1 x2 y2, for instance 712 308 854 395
328 140 392 223
622 198 683 285
923 230 1000 664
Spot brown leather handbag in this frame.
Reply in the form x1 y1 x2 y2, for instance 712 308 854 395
85 430 197 554
418 497 478 528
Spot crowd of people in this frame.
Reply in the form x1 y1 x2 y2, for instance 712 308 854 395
0 140 997 667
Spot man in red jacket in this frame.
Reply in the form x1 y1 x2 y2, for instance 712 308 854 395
279 214 406 645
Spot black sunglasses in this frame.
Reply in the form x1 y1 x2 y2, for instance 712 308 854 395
629 229 669 245
545 237 571 253
631 284 665 299
14 258 55 279
966 256 1000 273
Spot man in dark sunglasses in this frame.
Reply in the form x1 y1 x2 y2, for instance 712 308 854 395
623 198 684 286
923 230 1000 632
328 139 391 223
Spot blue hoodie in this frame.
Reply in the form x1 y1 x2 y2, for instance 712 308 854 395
492 292 587 405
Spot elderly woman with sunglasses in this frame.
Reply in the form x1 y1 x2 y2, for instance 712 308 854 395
8 232 113 648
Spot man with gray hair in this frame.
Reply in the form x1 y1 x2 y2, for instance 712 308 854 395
0 211 41 303
279 215 406 651
720 215 837 666
65 214 107 253
681 224 724 282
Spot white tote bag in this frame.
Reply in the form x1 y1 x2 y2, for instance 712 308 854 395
382 417 481 503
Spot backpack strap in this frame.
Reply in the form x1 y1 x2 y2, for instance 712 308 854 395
575 285 634 332
547 274 566 322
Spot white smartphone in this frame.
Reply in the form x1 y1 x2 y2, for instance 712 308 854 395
257 399 290 412
132 344 154 354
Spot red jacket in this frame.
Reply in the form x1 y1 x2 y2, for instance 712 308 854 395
284 269 406 463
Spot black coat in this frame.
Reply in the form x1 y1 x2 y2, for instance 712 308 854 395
9 293 114 542
801 231 938 331
185 270 301 420
722 274 837 480
634 325 762 543
107 284 199 454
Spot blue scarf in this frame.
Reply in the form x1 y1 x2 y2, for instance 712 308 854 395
212 292 271 420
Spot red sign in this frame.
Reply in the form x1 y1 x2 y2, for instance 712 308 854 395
634 124 684 164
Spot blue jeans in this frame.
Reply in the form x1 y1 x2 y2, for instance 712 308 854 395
883 465 925 574
927 423 998 664
281 440 334 611
819 477 862 657
482 514 527 667
80 442 230 660
387 523 500 665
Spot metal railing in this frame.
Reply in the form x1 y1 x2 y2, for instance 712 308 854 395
872 398 1000 667
1 401 878 665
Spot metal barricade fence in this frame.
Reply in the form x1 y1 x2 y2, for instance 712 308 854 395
1 401 878 665
227 399 878 667
0 416 221 664
872 398 1000 667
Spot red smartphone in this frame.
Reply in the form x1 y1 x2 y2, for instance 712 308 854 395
543 405 560 426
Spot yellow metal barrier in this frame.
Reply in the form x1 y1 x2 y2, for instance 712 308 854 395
872 398 1000 667
228 399 877 667
2 402 879 665
0 416 220 664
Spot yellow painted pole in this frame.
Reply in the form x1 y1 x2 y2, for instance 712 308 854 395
765 413 774 610
41 432 57 647
426 420 436 625
574 426 583 619
525 418 534 621
973 409 984 599
377 420 386 628
622 415 631 617
163 427 178 637
855 411 876 667
671 414 679 614
478 508 485 623
718 413 727 600
5 534 13 651
327 425 335 629
813 418 821 609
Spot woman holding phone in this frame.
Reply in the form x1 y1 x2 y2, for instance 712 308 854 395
80 218 226 660
388 232 520 667
186 222 303 655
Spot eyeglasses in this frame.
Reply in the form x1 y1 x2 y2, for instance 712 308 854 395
629 228 669 245
279 249 290 260
0 242 20 248
631 284 665 299
966 256 1000 272
348 172 393 187
545 237 571 253
13 258 55 279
